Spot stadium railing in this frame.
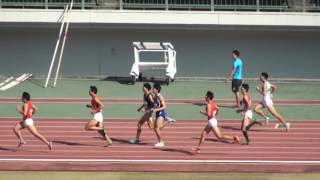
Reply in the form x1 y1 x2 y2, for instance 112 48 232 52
0 0 319 12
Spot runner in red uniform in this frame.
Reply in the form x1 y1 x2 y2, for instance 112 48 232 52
13 92 52 150
85 86 112 147
192 91 240 153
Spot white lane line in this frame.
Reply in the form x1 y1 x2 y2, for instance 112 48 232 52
0 158 320 164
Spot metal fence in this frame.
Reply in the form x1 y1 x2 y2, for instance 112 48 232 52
0 0 319 11
0 0 96 9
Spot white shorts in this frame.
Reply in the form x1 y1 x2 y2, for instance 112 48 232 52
22 118 34 128
208 118 218 128
262 95 273 107
93 112 103 123
244 110 253 119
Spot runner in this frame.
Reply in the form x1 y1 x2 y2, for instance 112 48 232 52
13 92 52 150
152 83 175 147
192 91 240 153
85 86 112 147
130 83 155 144
236 83 262 145
254 72 290 132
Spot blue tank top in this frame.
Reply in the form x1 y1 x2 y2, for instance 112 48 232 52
144 93 154 110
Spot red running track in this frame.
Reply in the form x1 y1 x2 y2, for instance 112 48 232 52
0 118 320 172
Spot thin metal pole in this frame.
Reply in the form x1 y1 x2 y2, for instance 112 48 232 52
44 5 69 88
53 0 74 87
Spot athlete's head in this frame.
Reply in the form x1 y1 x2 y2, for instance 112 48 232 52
232 50 240 59
89 86 98 95
153 83 161 94
241 83 249 93
260 72 269 81
143 83 151 93
21 91 31 102
205 91 214 101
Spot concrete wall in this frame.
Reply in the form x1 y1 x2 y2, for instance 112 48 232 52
0 27 320 79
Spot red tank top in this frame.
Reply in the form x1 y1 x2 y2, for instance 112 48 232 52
207 101 218 120
23 102 33 120
243 95 251 110
91 98 102 113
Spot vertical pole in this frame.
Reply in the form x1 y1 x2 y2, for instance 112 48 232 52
81 0 85 9
45 5 69 88
302 0 306 12
53 0 74 87
256 0 260 12
165 0 168 10
0 0 2 9
45 0 48 9
119 0 123 10
211 0 214 11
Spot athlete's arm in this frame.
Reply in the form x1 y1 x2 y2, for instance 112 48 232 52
153 95 167 112
226 68 235 82
95 97 104 109
256 85 264 95
32 104 38 115
137 104 144 112
200 104 209 116
16 105 24 115
270 83 277 93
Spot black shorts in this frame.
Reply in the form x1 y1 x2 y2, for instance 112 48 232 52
231 79 243 93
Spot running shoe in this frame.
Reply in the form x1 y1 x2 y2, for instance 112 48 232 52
285 123 290 132
17 140 26 148
130 138 139 144
191 147 200 153
105 140 113 147
155 142 165 147
234 136 241 144
166 117 176 123
265 116 270 124
48 141 53 151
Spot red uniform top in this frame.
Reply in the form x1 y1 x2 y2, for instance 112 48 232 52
23 101 33 120
91 98 102 113
243 95 251 111
207 101 218 120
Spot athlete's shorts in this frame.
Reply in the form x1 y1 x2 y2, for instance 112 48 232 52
20 118 34 128
208 118 218 128
156 111 166 119
232 79 243 93
244 110 253 119
93 112 103 123
262 95 273 107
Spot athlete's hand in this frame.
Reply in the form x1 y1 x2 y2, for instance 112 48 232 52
16 105 22 113
151 108 157 113
86 104 91 108
256 86 260 91
236 108 242 113
200 110 206 114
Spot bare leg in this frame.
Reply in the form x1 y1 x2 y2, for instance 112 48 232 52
85 119 102 131
154 117 165 143
267 105 286 124
13 122 25 146
241 117 250 144
197 125 211 147
212 126 240 144
254 103 267 118
27 125 51 150
135 113 151 140
234 91 241 108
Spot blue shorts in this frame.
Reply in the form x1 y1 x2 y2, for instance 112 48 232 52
156 111 166 119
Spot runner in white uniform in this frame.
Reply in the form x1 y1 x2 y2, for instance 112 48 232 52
254 72 290 132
